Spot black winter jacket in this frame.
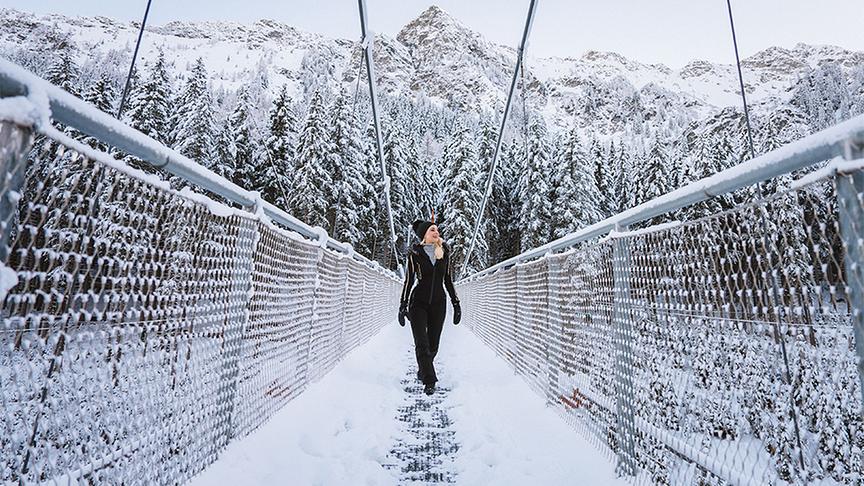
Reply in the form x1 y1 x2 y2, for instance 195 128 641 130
400 243 459 309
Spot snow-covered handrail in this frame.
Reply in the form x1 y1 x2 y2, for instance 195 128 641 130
0 58 385 271
465 112 864 282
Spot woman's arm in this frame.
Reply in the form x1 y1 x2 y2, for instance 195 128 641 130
444 247 462 325
443 248 459 304
400 253 415 308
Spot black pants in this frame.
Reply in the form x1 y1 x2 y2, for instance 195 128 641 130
409 299 446 385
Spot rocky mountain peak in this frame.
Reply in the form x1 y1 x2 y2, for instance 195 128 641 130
397 5 484 51
401 6 464 35
390 5 520 110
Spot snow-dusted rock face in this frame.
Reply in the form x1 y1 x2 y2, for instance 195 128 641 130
1 5 861 134
396 6 518 110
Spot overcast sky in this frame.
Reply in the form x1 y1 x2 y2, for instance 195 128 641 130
6 0 864 68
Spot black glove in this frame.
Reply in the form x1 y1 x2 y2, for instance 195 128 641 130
398 303 408 327
452 301 461 325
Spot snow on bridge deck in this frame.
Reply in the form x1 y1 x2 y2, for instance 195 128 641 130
189 323 625 486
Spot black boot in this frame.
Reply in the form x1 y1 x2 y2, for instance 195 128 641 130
424 383 435 396
416 370 423 382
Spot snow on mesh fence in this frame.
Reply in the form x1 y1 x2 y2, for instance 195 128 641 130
0 122 400 484
458 170 864 485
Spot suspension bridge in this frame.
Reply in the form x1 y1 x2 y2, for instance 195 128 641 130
1 0 864 484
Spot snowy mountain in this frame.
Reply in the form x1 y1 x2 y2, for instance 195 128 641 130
2 5 861 134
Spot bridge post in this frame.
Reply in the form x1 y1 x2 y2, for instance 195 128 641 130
304 237 328 384
0 120 35 480
836 138 864 412
337 255 350 358
0 121 33 263
514 264 525 377
221 217 259 444
611 225 638 477
544 256 558 405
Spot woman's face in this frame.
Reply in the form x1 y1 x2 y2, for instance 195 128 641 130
423 225 440 243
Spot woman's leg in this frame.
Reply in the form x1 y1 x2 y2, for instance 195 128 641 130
427 300 446 361
409 306 437 385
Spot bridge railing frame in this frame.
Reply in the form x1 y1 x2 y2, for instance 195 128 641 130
0 59 400 484
459 114 864 484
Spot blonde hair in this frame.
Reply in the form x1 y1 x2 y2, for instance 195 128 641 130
424 235 445 260
433 239 444 260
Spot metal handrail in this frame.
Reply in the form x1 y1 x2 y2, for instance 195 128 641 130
465 113 864 282
0 58 390 274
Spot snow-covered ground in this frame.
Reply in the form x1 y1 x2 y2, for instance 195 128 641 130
189 321 626 486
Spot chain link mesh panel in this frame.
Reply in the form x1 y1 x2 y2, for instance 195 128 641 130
0 123 399 484
459 171 864 485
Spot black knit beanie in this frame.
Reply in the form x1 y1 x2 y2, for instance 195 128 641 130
412 220 434 241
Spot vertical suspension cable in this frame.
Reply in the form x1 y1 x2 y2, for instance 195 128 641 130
116 0 153 119
726 0 806 473
460 0 539 280
520 61 530 153
357 0 400 272
350 45 365 115
726 0 756 159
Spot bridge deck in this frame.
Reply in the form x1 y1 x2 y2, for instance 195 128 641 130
189 323 624 485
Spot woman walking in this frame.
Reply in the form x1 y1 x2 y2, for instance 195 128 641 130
398 220 461 395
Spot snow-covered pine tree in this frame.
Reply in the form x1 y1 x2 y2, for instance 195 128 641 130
712 128 748 204
171 58 216 171
609 141 633 215
416 130 444 222
552 127 602 238
45 44 80 97
80 71 117 151
472 117 495 247
600 140 620 211
548 133 570 236
290 90 333 229
441 123 485 273
518 118 554 252
329 88 370 248
589 139 611 218
230 87 257 191
359 123 387 263
678 115 743 221
299 46 335 97
486 141 522 263
791 63 854 132
404 130 426 219
256 84 296 208
212 121 236 183
81 71 116 116
123 49 172 166
246 57 273 139
852 65 864 117
633 137 672 224
383 123 418 254
41 43 83 154
476 117 497 181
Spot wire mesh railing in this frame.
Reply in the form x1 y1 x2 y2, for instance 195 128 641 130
0 81 399 483
458 118 864 484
